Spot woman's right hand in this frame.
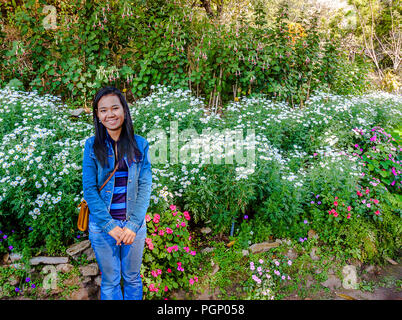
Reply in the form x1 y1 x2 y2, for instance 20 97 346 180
108 226 124 245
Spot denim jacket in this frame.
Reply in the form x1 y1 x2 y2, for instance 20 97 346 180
82 131 152 235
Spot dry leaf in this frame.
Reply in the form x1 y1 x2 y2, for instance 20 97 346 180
336 293 356 300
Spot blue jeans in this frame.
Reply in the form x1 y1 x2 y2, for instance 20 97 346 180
88 219 146 300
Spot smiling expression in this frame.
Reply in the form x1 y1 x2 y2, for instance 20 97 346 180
96 94 125 138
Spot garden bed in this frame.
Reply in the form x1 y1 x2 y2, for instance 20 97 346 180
0 85 401 299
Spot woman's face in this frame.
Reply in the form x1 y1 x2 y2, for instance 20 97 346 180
96 94 125 136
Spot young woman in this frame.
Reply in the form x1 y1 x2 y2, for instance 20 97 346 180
82 86 152 300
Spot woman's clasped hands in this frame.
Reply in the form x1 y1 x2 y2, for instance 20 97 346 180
108 226 136 245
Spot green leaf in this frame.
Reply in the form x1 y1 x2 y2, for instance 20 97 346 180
379 170 389 178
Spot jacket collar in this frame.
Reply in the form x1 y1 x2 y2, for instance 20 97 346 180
105 130 118 145
105 130 138 166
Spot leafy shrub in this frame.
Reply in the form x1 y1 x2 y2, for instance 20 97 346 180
0 0 368 109
141 206 199 299
245 252 293 300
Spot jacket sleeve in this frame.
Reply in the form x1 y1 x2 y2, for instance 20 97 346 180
82 138 118 234
125 138 152 234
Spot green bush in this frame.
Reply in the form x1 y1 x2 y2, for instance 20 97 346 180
0 0 369 109
141 207 199 299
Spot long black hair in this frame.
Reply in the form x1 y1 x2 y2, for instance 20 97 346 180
92 86 142 168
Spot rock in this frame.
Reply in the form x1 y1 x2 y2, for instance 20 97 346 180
364 265 376 274
9 275 20 286
249 241 280 254
276 239 292 246
69 108 86 117
66 240 91 258
211 260 219 276
69 286 89 300
2 253 9 264
242 250 249 256
321 275 342 290
308 229 318 240
82 276 92 284
342 265 359 290
56 263 74 274
201 247 215 254
79 263 99 277
63 274 81 287
310 247 320 261
385 257 398 265
85 282 100 299
10 253 22 262
94 275 102 287
284 248 298 260
201 227 212 234
83 247 96 261
29 256 69 266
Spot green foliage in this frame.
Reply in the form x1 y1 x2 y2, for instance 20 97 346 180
141 208 199 299
245 251 294 300
0 0 369 109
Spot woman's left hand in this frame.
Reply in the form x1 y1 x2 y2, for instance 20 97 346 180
121 227 136 245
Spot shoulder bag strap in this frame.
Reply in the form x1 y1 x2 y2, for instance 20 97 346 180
98 142 119 191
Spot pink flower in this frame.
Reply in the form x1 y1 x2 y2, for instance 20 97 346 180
170 205 176 211
148 243 154 250
370 135 377 142
375 210 380 215
149 283 159 292
166 228 173 234
145 214 151 222
367 203 371 208
183 211 191 221
158 229 165 236
167 268 172 273
181 222 186 227
190 251 196 256
347 206 352 211
164 286 168 292
189 278 194 285
333 212 338 218
373 199 379 204
347 214 351 219
334 201 338 206
177 262 184 272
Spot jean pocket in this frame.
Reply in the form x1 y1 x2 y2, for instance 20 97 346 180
88 221 103 234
